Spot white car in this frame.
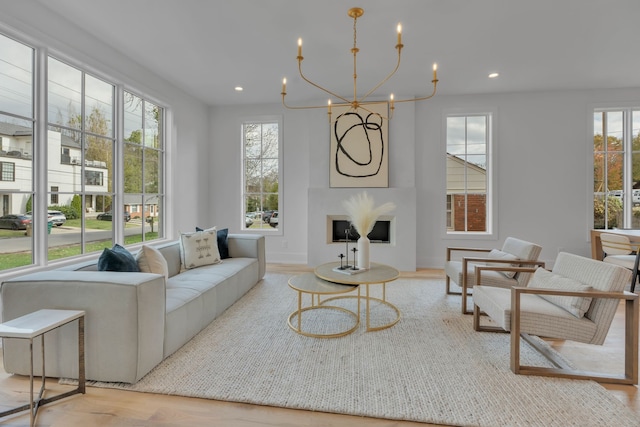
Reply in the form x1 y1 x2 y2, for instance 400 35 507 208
26 210 67 226
269 211 278 228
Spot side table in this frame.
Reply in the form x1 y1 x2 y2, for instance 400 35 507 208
0 309 85 426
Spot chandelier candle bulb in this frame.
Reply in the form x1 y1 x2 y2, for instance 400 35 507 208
282 78 286 94
297 38 302 58
397 24 402 46
433 63 438 81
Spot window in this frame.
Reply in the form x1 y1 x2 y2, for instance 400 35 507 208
0 162 15 181
445 114 492 233
593 108 640 229
0 30 167 273
242 118 282 231
50 186 59 204
123 91 164 241
84 170 103 186
0 33 34 269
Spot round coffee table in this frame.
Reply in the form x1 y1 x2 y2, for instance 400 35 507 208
314 262 400 332
288 273 360 338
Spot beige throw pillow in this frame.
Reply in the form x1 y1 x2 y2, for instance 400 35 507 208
528 268 593 318
179 227 221 270
136 245 169 280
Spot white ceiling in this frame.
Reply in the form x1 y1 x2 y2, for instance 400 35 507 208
36 0 640 107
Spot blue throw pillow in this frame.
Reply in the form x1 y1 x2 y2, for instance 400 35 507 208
98 244 140 272
196 226 230 259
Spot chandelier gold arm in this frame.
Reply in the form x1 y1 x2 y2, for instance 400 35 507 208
297 59 352 106
393 79 438 103
280 7 438 122
358 45 402 105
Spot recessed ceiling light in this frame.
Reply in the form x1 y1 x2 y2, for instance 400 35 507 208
235 86 244 92
488 73 499 79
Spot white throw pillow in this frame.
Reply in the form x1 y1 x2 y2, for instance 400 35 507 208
487 249 519 278
136 245 169 280
179 227 221 270
528 268 593 318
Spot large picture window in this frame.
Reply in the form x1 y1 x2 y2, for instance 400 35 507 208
445 114 492 234
593 108 640 229
242 118 282 231
0 30 166 273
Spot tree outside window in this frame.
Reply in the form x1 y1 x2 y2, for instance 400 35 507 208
593 109 640 229
242 120 281 230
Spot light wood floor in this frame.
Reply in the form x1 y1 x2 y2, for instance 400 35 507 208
0 265 637 427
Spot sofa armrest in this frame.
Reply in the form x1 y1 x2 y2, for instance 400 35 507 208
1 271 166 383
227 234 265 279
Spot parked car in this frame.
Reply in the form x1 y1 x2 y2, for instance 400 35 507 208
245 216 254 227
97 211 131 222
269 211 278 228
0 214 32 230
262 210 274 222
46 210 66 226
26 210 67 226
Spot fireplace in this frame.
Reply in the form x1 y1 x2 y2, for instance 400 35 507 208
309 188 416 271
327 215 394 244
330 219 391 243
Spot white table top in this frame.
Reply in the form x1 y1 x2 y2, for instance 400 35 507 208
0 309 85 339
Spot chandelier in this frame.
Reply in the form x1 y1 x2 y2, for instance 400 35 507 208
280 7 438 122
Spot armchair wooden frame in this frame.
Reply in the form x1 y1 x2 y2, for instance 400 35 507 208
473 266 639 385
445 248 545 314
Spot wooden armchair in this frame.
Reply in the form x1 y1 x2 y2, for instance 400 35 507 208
472 252 639 384
444 237 543 314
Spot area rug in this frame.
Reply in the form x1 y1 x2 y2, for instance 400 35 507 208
69 274 640 426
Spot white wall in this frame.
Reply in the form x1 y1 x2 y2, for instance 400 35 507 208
209 88 640 271
418 88 640 268
209 104 310 264
9 2 640 271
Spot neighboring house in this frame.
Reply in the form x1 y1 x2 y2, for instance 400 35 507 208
446 153 487 232
0 123 109 215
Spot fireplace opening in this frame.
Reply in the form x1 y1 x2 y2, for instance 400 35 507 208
331 220 391 243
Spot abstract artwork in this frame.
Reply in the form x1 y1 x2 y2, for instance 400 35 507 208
330 102 389 188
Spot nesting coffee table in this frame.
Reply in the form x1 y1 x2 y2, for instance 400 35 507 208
288 262 400 338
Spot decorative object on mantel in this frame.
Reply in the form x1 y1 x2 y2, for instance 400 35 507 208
342 191 396 270
280 7 439 123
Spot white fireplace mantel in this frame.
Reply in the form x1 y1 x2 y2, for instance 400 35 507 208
307 187 416 271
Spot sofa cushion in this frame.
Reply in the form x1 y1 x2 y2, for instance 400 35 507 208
528 268 593 318
136 245 169 279
196 226 230 259
98 244 140 272
180 228 221 269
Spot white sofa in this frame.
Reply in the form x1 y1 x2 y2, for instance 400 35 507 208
1 234 265 383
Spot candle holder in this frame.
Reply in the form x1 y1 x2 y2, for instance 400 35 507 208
351 247 358 270
338 253 346 270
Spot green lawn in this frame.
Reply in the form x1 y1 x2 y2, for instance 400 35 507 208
0 225 159 270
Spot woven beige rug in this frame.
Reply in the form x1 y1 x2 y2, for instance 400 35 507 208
71 273 640 426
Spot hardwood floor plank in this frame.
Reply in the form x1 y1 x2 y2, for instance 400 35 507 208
0 265 636 426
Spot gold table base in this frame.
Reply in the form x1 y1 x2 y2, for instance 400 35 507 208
288 262 400 338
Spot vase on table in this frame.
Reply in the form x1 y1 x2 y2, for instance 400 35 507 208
358 236 370 270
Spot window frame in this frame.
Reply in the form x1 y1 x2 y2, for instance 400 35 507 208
442 108 497 240
240 115 283 235
0 26 171 276
592 106 640 230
